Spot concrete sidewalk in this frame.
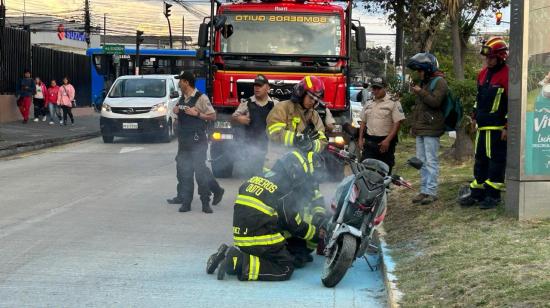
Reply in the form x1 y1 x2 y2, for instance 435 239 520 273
0 108 100 158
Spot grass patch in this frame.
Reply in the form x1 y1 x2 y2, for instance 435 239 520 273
384 136 550 307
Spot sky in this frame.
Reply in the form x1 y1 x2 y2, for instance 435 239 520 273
5 0 508 46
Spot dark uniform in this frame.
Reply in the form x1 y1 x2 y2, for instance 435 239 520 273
208 151 322 281
175 89 216 212
470 63 509 204
233 95 275 176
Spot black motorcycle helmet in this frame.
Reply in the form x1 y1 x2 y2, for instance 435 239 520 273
406 52 439 75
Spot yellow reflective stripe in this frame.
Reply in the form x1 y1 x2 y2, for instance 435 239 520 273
479 126 505 130
307 152 314 173
284 131 294 146
485 180 505 191
269 127 284 135
248 255 260 281
474 131 480 155
292 117 301 130
234 233 286 247
311 206 326 215
304 224 316 241
268 123 286 134
470 180 485 189
235 195 277 216
486 131 491 159
292 151 308 173
318 130 327 140
313 140 321 152
282 230 292 239
305 75 313 88
491 88 504 113
304 213 313 223
295 213 302 225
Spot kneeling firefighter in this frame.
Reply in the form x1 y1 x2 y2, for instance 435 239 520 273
206 150 326 281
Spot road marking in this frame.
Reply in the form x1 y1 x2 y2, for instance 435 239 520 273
120 147 144 154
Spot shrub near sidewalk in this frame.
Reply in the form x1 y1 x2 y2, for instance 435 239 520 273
384 136 550 307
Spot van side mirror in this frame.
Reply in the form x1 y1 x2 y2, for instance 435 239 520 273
198 23 209 47
355 26 366 51
170 91 180 99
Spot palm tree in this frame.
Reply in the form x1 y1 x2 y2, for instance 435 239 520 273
443 0 465 80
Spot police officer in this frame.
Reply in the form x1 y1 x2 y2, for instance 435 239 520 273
232 74 277 177
358 76 405 174
460 37 509 209
206 151 324 281
265 75 328 168
170 71 217 214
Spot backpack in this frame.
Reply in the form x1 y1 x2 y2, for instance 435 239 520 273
429 77 463 131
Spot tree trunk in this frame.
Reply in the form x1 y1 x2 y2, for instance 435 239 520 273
394 0 405 67
451 16 464 80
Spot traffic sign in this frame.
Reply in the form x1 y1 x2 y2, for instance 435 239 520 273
103 44 125 55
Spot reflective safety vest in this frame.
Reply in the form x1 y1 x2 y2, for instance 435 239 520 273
233 173 319 249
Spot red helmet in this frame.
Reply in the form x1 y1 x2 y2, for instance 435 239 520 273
480 37 508 61
291 75 325 103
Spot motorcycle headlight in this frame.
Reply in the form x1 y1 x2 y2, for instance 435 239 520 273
214 121 232 129
151 102 167 113
101 103 111 112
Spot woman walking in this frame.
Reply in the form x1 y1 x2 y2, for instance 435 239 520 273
57 77 75 125
33 77 48 122
46 80 61 125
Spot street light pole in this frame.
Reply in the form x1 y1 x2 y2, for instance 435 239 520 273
103 14 106 46
182 15 185 49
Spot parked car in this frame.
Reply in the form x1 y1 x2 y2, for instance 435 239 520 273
100 75 180 143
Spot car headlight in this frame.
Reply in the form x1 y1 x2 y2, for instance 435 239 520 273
151 103 167 113
101 103 111 112
214 121 232 129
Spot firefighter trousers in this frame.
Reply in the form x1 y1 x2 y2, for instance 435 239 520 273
230 245 295 281
471 129 507 201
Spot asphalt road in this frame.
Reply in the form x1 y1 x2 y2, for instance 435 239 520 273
0 138 386 308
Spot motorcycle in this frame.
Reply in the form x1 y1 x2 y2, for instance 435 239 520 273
321 145 423 287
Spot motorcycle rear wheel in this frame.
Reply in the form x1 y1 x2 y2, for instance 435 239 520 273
321 234 357 287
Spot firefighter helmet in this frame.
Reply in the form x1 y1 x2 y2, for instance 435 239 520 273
480 37 508 60
291 75 325 104
271 150 323 185
407 53 439 74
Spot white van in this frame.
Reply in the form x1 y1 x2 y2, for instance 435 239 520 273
100 75 180 143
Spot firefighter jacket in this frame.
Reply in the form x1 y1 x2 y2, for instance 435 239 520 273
474 64 509 130
266 100 327 153
233 172 320 253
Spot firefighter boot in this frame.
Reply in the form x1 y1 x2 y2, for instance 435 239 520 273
212 188 225 206
218 246 242 280
179 203 191 213
202 202 213 214
206 243 229 274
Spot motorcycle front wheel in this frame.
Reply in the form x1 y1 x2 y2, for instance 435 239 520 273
321 234 357 287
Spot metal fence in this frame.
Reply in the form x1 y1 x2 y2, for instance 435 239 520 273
0 27 31 94
32 46 91 106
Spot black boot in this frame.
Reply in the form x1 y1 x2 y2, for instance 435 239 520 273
179 203 191 212
206 243 228 274
480 197 500 210
218 246 242 280
202 202 213 214
212 188 225 206
167 197 183 204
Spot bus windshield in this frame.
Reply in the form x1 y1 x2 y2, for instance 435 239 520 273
109 79 166 98
221 13 341 56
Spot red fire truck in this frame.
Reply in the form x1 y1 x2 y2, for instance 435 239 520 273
197 0 366 177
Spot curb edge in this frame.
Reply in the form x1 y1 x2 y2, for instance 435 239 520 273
377 227 403 308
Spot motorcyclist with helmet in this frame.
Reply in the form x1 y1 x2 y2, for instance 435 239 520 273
206 151 325 281
265 75 328 168
460 37 509 209
407 52 449 205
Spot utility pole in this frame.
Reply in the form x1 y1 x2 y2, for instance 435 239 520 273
182 15 185 49
103 13 106 46
0 0 5 83
84 0 91 48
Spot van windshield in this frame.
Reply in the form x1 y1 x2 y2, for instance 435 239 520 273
109 79 166 98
